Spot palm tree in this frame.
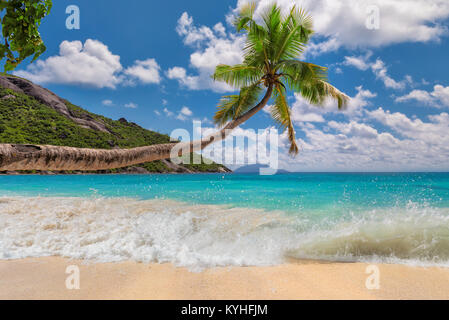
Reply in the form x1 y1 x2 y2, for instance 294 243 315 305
213 3 348 154
0 2 348 171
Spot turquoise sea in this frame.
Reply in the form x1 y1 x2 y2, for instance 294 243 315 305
1 173 449 269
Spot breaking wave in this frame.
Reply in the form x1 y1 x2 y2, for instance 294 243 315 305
1 197 448 270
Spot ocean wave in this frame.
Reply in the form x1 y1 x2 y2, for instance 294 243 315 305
0 197 448 269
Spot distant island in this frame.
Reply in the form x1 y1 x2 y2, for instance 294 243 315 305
234 164 290 174
0 75 230 175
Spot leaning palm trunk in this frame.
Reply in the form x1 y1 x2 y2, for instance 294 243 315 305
0 85 273 171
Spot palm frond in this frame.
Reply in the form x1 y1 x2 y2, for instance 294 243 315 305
319 80 350 110
214 84 263 127
213 64 263 88
299 80 349 109
277 60 348 108
270 83 299 155
274 7 313 61
277 60 327 86
233 1 257 32
261 4 283 63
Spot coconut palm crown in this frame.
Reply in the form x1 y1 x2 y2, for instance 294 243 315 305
213 2 349 155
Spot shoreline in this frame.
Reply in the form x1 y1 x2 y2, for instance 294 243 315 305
1 257 448 300
0 172 233 176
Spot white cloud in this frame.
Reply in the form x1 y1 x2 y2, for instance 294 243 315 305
328 120 379 139
169 12 245 92
180 106 193 116
15 39 123 89
161 106 194 121
197 107 449 171
164 108 174 117
166 66 202 90
343 54 371 71
176 12 215 46
279 108 449 171
433 85 449 106
367 107 449 146
177 106 193 121
371 59 407 90
306 37 341 56
14 39 162 89
344 54 411 90
124 59 161 84
102 99 114 106
192 104 449 171
167 66 187 80
125 102 138 109
213 23 227 37
236 0 449 55
396 85 449 108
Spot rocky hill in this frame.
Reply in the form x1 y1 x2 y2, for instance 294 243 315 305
0 75 230 174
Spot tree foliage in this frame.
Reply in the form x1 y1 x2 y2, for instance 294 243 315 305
0 0 52 71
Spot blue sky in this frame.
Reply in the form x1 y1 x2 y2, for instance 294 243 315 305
11 0 449 171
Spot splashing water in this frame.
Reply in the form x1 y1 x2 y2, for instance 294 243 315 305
0 173 449 269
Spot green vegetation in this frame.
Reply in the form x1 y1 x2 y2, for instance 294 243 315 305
0 87 227 173
0 0 52 71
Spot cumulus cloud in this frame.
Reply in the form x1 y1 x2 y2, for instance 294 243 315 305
396 85 449 108
166 66 201 90
15 39 122 89
14 39 162 89
278 108 449 171
168 12 245 92
235 0 449 55
124 59 161 84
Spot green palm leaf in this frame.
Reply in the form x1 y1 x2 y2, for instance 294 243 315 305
279 60 349 109
274 6 313 61
271 83 299 155
213 64 263 88
233 1 257 32
214 84 263 127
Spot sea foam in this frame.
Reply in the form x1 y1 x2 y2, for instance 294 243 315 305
0 197 448 270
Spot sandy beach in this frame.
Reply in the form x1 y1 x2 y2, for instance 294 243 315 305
0 257 448 300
